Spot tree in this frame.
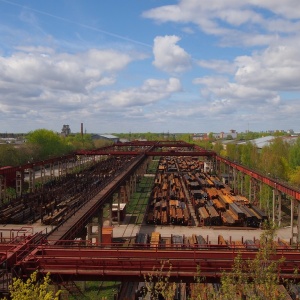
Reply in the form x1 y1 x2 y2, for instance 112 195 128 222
144 224 290 300
65 133 95 150
3 271 60 300
289 137 300 169
144 260 176 300
26 129 71 160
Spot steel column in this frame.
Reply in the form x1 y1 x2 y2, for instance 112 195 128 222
98 208 103 244
0 175 6 202
16 171 22 197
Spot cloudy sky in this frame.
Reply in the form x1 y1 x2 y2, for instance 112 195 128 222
1 0 300 134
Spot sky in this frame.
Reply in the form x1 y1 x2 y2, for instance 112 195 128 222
0 0 300 134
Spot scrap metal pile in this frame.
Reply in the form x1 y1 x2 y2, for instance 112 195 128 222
146 156 268 228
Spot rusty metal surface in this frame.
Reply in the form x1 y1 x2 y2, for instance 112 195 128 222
18 243 300 282
46 154 146 244
217 156 300 201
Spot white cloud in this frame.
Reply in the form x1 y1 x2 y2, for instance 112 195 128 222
197 59 236 74
235 45 300 91
106 77 182 107
0 48 133 95
152 35 192 74
143 0 300 47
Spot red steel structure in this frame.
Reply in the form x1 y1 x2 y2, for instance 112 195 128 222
16 242 300 283
1 140 300 289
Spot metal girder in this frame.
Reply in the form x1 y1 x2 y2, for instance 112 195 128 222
217 156 300 201
19 245 300 282
46 154 146 244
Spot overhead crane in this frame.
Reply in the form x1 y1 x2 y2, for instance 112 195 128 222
1 140 300 295
216 155 300 242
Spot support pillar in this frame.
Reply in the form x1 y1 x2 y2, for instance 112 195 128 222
0 175 6 202
98 208 103 244
272 189 276 224
298 202 300 244
58 161 63 177
291 198 295 243
107 200 113 226
28 168 35 192
278 192 282 227
233 168 237 194
87 222 93 242
16 171 22 197
117 190 121 225
50 163 55 178
248 177 252 203
40 165 46 185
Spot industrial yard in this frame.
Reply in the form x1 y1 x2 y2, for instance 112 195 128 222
0 140 299 300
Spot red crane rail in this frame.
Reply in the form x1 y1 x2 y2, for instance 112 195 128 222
18 243 300 282
216 156 300 201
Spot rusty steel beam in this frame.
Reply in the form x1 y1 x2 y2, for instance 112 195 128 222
19 245 300 282
146 151 215 157
46 154 146 244
217 155 300 201
0 154 76 176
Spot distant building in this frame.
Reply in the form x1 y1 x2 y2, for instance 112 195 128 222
61 125 71 137
219 129 237 139
91 134 119 143
208 129 237 140
192 133 207 141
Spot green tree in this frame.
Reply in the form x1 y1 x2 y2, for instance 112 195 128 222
144 260 176 300
240 142 259 169
26 129 71 160
3 271 60 300
289 137 300 169
220 224 286 299
65 133 95 150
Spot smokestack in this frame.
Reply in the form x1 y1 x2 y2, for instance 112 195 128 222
81 123 83 137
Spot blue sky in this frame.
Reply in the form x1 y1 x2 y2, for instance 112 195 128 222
0 0 300 134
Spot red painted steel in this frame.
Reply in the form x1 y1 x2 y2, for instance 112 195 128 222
46 154 146 244
18 243 300 282
216 156 300 201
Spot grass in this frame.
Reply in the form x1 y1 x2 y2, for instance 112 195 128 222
68 281 120 300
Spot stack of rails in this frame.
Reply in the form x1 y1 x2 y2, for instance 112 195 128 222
222 185 234 195
196 235 207 248
212 199 226 212
206 205 222 226
231 194 249 205
162 237 172 249
244 239 258 250
135 233 149 247
277 238 290 249
146 211 154 224
42 207 68 225
150 232 160 248
204 175 214 187
187 234 198 248
206 187 218 199
229 240 245 249
198 206 210 226
172 234 184 248
218 235 227 246
221 210 236 226
228 203 245 225
238 205 260 227
0 203 25 223
217 190 232 210
250 205 268 223
211 177 225 189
